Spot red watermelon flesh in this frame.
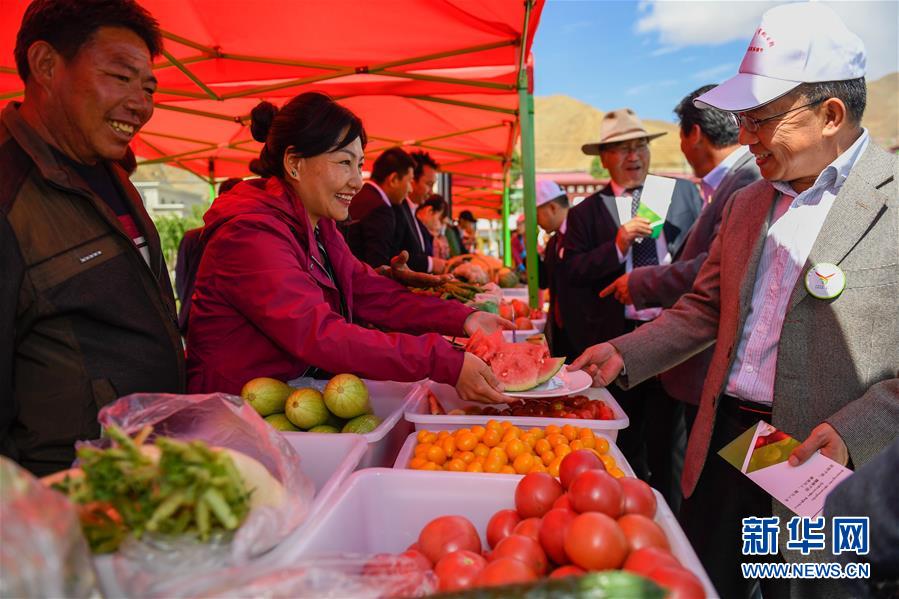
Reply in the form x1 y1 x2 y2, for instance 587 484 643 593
467 330 562 391
491 349 540 391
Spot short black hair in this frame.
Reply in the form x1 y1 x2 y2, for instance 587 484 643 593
15 0 162 83
218 178 242 195
370 147 415 185
674 84 739 148
458 210 476 223
550 195 569 209
249 93 367 178
794 78 867 126
417 193 448 218
409 150 439 180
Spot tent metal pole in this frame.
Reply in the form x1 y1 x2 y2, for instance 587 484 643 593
518 1 539 308
408 95 517 115
160 49 221 100
153 103 240 122
502 169 511 267
374 69 514 91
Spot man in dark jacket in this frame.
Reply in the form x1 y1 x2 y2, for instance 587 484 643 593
535 180 572 359
600 86 761 433
1 0 185 476
563 108 702 506
175 177 242 334
346 146 415 268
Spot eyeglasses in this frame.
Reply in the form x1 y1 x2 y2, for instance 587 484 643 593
729 99 825 133
603 140 649 155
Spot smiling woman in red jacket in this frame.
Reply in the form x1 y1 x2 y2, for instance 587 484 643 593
186 92 509 403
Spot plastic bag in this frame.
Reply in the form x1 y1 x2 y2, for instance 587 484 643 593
0 458 99 598
82 392 315 596
178 554 437 598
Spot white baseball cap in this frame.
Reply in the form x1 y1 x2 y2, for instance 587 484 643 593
694 3 866 112
536 180 567 207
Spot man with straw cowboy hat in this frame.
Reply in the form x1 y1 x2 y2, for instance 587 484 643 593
570 3 897 597
562 108 702 508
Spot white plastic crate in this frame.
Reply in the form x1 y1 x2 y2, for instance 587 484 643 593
273 468 716 597
393 430 636 478
405 381 629 441
283 432 367 517
501 287 529 299
283 379 419 468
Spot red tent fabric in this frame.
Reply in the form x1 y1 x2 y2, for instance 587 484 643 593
1 0 544 216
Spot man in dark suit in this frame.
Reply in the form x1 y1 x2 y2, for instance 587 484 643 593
535 180 572 359
562 108 702 503
396 150 445 273
346 147 415 268
601 86 761 432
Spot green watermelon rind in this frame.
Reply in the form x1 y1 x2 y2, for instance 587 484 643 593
535 357 565 386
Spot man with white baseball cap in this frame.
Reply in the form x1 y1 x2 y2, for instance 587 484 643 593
570 3 897 598
534 180 572 357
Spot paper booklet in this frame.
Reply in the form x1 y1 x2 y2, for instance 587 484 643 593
718 420 854 518
635 174 677 239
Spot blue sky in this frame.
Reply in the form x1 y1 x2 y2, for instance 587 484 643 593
532 0 899 123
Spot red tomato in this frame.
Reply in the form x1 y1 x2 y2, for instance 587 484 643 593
650 566 706 599
513 517 542 541
539 508 576 565
619 477 658 517
576 408 593 420
418 515 482 565
623 547 681 577
473 557 537 587
549 565 586 579
559 450 605 490
563 512 628 571
598 404 615 420
406 541 423 553
515 472 564 519
552 493 575 511
491 534 549 575
567 469 622 517
434 550 487 592
486 509 521 549
618 513 670 553
400 549 433 571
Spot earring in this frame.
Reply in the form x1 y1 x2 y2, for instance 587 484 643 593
291 169 298 178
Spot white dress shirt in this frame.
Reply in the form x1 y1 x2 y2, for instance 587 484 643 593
701 146 750 203
404 197 433 273
725 130 870 405
367 180 391 207
611 180 671 321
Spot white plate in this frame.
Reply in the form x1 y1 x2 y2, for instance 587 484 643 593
506 367 592 398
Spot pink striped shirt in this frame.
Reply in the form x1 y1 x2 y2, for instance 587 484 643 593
725 131 869 405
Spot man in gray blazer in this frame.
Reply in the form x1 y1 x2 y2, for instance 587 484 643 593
601 85 761 431
570 4 898 598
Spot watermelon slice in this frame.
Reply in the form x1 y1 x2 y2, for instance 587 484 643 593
535 357 565 386
466 329 564 392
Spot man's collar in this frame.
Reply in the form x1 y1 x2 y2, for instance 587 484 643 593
609 179 639 198
366 180 391 207
772 129 870 201
702 146 750 191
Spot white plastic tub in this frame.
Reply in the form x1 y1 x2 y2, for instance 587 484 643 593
283 432 368 515
283 379 418 468
273 468 716 597
532 317 546 333
501 286 529 299
393 430 636 478
405 381 630 441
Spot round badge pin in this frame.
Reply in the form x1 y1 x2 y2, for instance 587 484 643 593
804 263 845 300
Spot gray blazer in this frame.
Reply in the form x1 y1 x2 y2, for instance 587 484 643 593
628 150 761 404
611 143 898 522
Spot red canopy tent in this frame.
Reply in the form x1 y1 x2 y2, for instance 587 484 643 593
2 0 542 219
1 0 546 301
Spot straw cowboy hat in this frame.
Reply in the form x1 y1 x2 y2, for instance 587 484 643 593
581 108 667 155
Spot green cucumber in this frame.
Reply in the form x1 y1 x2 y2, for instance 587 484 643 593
432 571 665 599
